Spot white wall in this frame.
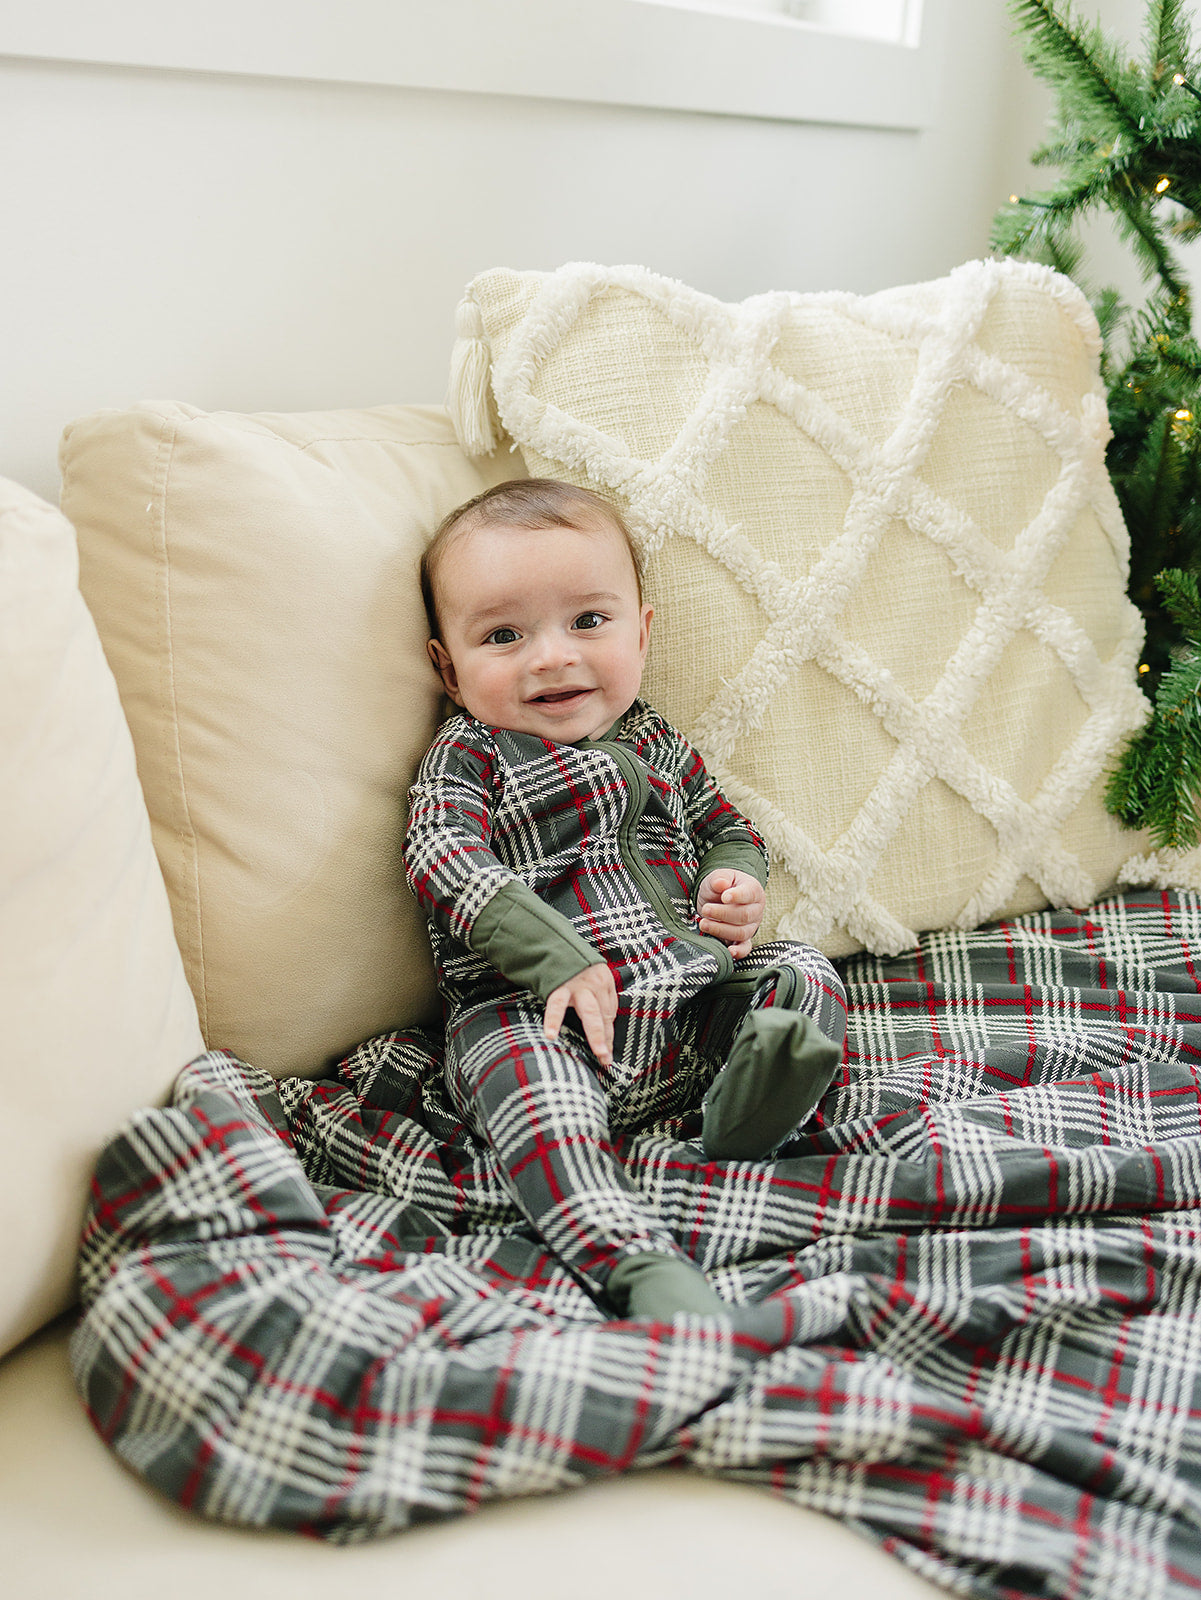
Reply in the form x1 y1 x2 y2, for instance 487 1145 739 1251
2 1 1046 502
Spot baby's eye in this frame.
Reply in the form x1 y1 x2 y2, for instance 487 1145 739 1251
486 627 520 646
573 611 606 631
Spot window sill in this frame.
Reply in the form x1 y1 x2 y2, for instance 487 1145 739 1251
0 0 945 130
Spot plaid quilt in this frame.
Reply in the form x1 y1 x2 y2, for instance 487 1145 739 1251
71 889 1201 1598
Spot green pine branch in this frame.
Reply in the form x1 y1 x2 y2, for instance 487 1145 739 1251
1009 0 1146 136
995 0 1201 847
1112 197 1191 295
1107 569 1201 848
1093 285 1129 350
1145 0 1191 80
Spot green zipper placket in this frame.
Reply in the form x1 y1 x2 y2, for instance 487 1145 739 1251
590 738 735 982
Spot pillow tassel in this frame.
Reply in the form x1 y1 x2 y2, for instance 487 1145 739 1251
448 295 501 457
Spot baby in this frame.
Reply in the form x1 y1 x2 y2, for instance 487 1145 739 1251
404 479 846 1320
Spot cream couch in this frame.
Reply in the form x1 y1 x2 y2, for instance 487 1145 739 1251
0 404 943 1600
1 258 1179 1597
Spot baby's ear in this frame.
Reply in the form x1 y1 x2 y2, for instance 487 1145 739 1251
427 639 464 705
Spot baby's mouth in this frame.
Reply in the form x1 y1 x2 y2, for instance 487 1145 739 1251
529 688 592 706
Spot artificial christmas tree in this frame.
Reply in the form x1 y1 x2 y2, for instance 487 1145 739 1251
993 0 1201 845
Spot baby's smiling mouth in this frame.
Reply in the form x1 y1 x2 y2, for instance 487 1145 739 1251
529 688 592 706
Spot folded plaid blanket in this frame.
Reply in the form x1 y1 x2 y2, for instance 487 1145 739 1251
71 889 1201 1598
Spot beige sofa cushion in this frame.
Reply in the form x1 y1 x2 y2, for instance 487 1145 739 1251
61 404 520 1078
2 1322 944 1600
450 259 1180 956
0 478 204 1359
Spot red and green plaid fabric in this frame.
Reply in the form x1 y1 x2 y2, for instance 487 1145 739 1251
72 889 1201 1597
403 700 768 1011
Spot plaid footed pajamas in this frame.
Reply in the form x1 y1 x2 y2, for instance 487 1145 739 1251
404 700 846 1301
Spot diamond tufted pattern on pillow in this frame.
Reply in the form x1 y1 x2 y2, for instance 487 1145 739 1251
449 258 1187 957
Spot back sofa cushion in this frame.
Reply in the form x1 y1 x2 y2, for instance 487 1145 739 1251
61 404 521 1078
0 477 204 1358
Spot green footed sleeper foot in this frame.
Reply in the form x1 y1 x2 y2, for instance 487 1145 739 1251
701 1010 841 1162
606 1252 728 1318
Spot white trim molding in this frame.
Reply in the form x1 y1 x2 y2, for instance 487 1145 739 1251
0 0 947 131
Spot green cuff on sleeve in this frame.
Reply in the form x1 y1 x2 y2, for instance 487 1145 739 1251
470 881 606 1002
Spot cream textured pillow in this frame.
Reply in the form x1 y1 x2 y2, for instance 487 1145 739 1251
61 403 520 1078
449 259 1185 957
0 477 204 1358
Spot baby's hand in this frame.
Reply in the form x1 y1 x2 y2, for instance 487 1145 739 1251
544 962 618 1066
696 869 765 960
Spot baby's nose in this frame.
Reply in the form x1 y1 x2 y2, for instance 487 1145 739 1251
532 629 580 668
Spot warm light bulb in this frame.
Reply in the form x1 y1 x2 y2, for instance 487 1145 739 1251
1009 193 1019 204
1139 663 1151 675
1156 176 1172 193
1176 408 1192 420
1175 72 1187 85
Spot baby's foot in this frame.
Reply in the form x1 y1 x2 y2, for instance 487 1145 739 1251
606 1251 727 1318
701 1010 841 1161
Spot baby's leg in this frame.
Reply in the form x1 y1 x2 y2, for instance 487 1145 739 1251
445 995 726 1318
684 942 847 1161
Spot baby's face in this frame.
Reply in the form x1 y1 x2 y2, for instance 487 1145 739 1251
428 519 652 744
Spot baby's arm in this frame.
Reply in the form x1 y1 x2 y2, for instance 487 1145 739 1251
405 721 613 1052
671 726 769 956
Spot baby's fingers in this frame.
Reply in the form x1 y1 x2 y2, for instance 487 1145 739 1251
701 896 756 923
575 994 614 1065
544 968 617 1066
700 903 757 936
543 988 569 1041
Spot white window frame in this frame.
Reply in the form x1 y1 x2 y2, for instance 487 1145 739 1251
646 1 924 49
0 0 947 131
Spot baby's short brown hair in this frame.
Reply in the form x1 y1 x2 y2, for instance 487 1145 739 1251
421 479 643 639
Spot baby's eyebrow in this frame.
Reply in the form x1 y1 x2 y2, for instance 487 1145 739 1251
461 599 519 629
463 591 623 628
